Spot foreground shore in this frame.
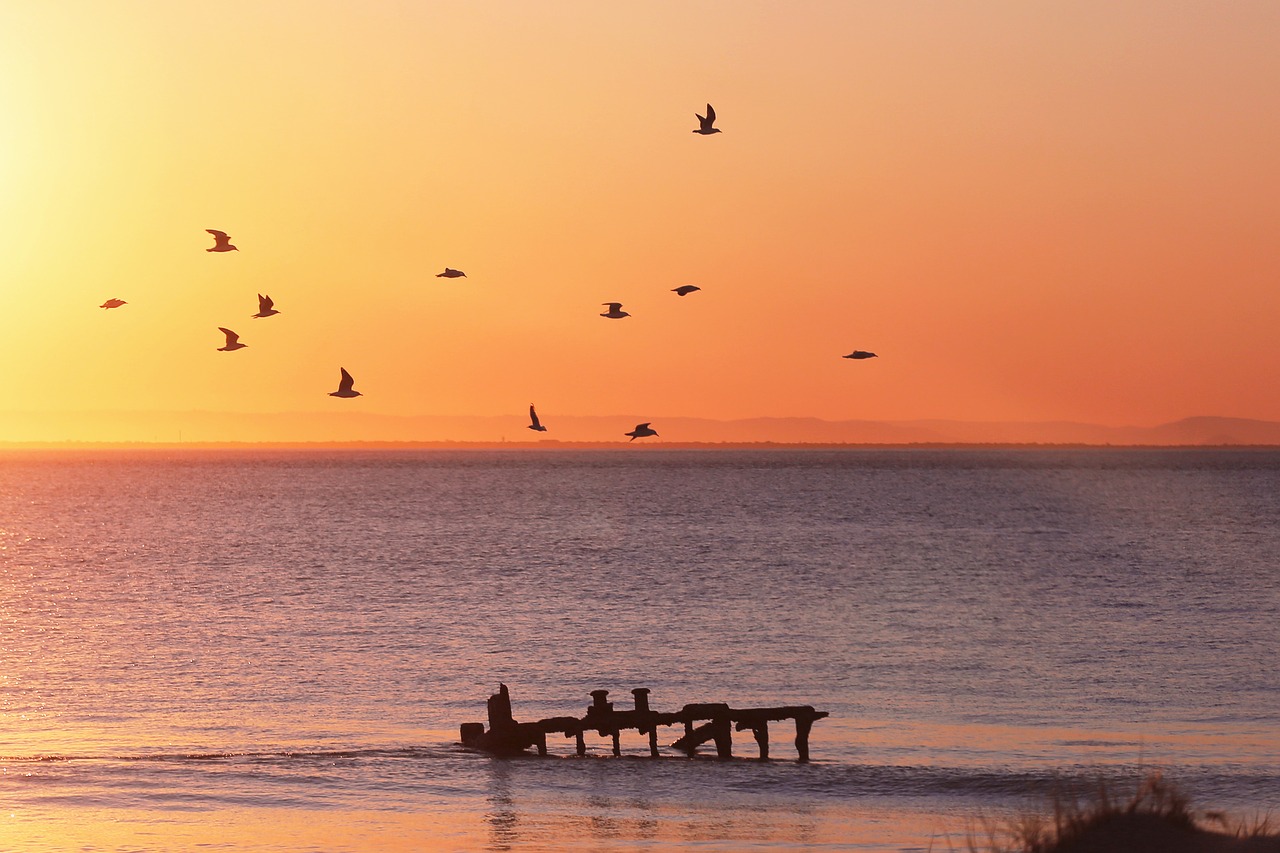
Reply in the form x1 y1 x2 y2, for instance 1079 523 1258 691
979 775 1280 853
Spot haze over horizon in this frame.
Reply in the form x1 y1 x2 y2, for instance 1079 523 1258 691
3 2 1278 443
4 409 1280 447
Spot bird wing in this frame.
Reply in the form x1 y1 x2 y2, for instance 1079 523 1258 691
218 327 239 345
259 294 273 311
705 103 715 123
338 367 355 392
603 302 621 310
207 230 228 238
529 405 542 428
636 422 651 429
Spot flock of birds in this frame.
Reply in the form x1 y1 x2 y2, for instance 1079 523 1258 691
96 106 876 442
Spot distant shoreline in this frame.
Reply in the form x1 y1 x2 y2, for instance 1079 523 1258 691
5 415 1280 447
4 441 1280 451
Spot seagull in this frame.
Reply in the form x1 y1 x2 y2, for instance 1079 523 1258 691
99 298 127 309
206 230 238 252
693 104 721 135
672 285 701 297
217 327 247 351
625 422 658 441
842 350 878 360
436 268 466 278
252 294 279 318
329 367 362 398
527 404 548 432
600 302 630 319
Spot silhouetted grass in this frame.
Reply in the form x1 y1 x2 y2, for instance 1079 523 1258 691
966 773 1280 853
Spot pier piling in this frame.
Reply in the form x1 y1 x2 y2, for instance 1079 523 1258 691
795 715 813 763
632 688 659 757
459 686 828 762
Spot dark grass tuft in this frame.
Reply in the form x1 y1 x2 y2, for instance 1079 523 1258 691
967 773 1279 853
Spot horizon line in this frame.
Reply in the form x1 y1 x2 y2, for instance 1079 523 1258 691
4 439 1280 452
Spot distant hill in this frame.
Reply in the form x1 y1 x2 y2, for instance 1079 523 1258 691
4 411 1280 446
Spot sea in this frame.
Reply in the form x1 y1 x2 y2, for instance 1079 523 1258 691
1 448 1277 851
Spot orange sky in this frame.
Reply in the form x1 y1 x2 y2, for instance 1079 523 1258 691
2 1 1278 441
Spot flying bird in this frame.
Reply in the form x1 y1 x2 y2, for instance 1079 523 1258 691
436 268 466 278
206 230 238 252
672 285 701 296
842 350 878 360
600 302 630 319
329 367 362 398
99 298 127 309
625 422 658 441
693 104 721 135
252 294 279 318
217 328 247 351
527 404 548 432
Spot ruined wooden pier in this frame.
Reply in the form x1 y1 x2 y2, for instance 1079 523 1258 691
460 684 829 761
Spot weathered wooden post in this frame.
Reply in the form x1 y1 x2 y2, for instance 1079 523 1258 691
460 722 485 746
488 683 515 734
575 731 586 756
587 689 620 756
672 703 734 758
734 714 771 759
711 716 732 758
751 723 769 759
632 688 659 757
794 713 814 763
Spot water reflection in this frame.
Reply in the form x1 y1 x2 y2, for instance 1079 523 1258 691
484 761 519 851
478 755 837 848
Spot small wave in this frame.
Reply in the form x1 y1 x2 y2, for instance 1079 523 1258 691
6 748 1278 807
0 747 443 764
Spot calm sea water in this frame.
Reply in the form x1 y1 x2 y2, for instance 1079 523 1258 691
1 448 1278 851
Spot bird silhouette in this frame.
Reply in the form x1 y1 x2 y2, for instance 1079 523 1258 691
217 328 247 351
252 294 279 318
625 422 658 441
329 367 362 398
600 302 630 319
99 298 127 309
436 268 466 278
693 104 721 135
527 404 548 432
842 350 878 360
206 230 238 252
672 285 701 296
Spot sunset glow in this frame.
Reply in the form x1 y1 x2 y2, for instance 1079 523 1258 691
2 2 1278 443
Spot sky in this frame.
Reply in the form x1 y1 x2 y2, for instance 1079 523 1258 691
2 1 1278 442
